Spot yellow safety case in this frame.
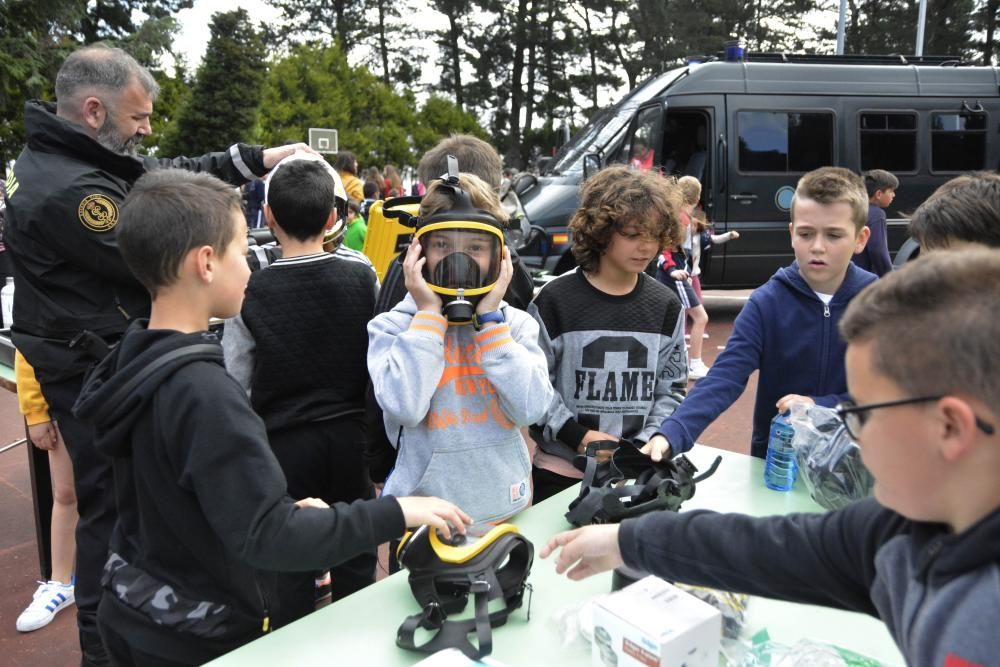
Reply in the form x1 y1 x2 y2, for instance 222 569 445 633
362 195 422 281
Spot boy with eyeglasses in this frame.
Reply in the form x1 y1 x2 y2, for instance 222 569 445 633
540 248 1000 666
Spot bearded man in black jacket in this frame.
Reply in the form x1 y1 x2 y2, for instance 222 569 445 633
4 45 315 666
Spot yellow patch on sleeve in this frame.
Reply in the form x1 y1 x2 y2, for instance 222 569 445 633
78 194 119 232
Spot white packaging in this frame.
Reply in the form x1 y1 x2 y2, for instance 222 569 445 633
591 575 721 667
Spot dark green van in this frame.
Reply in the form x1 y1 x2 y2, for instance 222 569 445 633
512 54 1000 287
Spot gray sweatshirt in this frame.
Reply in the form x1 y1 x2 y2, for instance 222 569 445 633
368 294 553 522
530 270 687 457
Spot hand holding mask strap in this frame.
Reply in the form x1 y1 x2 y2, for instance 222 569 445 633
565 440 724 526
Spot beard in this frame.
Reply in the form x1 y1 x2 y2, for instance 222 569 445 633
96 118 144 157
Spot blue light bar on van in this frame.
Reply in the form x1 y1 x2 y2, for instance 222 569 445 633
724 40 745 62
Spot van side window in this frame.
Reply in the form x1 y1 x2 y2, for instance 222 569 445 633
931 112 987 172
860 112 917 172
737 111 833 173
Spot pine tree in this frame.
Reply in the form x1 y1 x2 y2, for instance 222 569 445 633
161 9 265 157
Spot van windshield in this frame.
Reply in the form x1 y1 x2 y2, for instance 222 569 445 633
546 67 687 176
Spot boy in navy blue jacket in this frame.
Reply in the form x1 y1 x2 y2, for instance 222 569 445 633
542 249 1000 666
852 169 897 276
644 167 874 460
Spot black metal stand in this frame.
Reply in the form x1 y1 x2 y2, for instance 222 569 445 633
25 422 54 580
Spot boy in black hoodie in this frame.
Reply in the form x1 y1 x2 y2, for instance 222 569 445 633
73 169 470 666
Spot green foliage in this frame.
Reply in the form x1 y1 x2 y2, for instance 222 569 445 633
258 44 486 167
142 65 191 156
160 9 265 156
259 44 398 165
412 96 489 156
0 0 187 167
76 0 193 43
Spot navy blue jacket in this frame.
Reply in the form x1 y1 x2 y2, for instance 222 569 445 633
853 203 893 277
658 261 877 458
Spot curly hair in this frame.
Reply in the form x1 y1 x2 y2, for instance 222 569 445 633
676 176 702 206
569 166 682 273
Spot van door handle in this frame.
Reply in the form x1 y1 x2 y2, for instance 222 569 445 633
730 193 758 202
716 134 727 193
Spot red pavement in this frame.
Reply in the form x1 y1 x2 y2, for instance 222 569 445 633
0 292 755 666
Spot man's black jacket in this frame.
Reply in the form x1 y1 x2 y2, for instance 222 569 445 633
4 100 268 382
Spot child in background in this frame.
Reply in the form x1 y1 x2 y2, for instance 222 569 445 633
344 198 367 252
14 351 77 633
542 249 1000 666
647 167 875 460
223 153 380 624
657 176 711 379
528 166 687 502
688 209 740 301
74 169 469 665
360 180 379 221
368 172 552 523
853 169 898 276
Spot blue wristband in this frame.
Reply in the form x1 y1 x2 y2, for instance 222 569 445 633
473 310 505 330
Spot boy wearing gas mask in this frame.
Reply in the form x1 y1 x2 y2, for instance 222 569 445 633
367 166 553 524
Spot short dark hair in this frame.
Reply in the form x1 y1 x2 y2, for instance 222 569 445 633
119 170 240 296
418 135 502 190
863 169 899 198
266 160 336 242
908 172 1000 249
55 45 159 112
363 180 379 199
569 166 682 273
840 248 1000 410
333 151 357 174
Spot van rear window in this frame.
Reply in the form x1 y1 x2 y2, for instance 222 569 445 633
860 112 917 173
931 112 987 172
737 111 833 173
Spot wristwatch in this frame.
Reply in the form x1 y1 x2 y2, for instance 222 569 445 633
473 309 505 330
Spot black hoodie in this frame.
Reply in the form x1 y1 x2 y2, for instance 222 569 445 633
74 321 405 664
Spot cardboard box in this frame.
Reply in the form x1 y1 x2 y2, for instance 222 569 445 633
591 576 721 667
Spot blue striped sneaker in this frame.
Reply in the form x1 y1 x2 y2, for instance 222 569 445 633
16 581 75 632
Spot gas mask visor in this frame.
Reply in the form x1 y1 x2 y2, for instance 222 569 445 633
416 222 504 296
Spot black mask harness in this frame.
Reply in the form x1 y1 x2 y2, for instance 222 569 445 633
395 523 534 659
565 440 722 527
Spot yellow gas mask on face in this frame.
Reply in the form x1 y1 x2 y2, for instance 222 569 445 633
385 155 506 324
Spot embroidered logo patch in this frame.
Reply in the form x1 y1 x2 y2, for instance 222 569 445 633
78 194 119 232
510 480 528 504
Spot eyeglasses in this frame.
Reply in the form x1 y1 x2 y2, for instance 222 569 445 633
836 396 996 441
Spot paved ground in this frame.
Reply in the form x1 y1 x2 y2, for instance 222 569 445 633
0 292 756 665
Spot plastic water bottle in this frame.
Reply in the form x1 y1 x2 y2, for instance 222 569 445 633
764 412 797 491
1 277 14 329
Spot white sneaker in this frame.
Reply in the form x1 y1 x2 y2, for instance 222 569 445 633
688 359 711 380
16 581 75 632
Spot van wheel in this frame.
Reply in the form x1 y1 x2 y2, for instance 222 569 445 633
554 251 577 275
893 238 920 269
